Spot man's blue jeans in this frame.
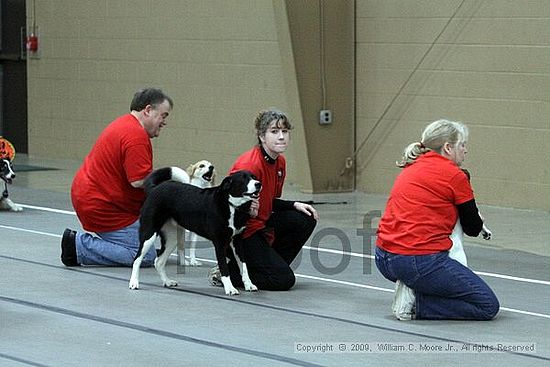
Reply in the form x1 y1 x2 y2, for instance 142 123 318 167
375 247 499 320
75 220 156 267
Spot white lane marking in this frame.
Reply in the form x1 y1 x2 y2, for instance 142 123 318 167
171 259 550 319
2 224 549 319
303 246 550 286
295 273 393 293
5 206 550 319
19 204 76 215
475 271 550 286
0 224 61 238
4 211 550 287
499 307 550 319
303 245 372 258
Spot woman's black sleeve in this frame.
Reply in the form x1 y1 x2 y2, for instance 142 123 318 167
456 199 483 236
273 198 295 211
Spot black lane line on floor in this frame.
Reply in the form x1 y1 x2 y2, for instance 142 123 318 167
2 255 549 363
0 353 52 367
0 295 325 367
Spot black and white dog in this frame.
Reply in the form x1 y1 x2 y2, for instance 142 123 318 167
0 158 23 212
129 167 261 295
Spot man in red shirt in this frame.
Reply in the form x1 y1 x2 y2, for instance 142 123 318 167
61 88 173 267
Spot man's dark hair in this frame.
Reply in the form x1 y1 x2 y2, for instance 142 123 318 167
130 88 173 112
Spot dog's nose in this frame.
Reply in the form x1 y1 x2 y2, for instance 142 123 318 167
255 181 261 190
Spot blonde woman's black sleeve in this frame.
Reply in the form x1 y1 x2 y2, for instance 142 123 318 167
457 199 483 236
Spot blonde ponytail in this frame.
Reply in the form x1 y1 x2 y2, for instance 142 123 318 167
396 119 468 168
397 142 429 167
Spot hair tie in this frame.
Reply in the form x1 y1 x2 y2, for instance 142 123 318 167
419 142 425 150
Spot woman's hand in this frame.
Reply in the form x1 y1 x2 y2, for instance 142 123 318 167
294 202 319 220
249 198 260 217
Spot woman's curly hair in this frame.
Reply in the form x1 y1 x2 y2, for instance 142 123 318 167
254 109 293 144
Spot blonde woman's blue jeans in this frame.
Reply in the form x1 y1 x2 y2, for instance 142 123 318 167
375 247 499 320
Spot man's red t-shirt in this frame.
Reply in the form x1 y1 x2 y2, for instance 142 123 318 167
376 152 474 255
71 114 152 232
229 145 285 239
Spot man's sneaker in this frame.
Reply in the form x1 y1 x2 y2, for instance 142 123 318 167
61 228 80 266
392 280 416 320
208 266 222 287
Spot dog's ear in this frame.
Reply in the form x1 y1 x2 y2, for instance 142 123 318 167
186 163 196 177
220 175 232 192
211 168 217 185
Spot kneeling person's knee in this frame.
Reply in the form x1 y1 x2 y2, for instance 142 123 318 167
272 270 296 291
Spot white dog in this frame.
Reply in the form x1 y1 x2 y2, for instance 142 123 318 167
448 169 492 266
177 160 216 266
449 216 492 266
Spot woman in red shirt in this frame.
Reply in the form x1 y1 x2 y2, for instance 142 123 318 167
376 119 499 320
210 109 318 291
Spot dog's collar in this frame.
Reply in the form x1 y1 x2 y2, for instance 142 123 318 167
259 145 276 164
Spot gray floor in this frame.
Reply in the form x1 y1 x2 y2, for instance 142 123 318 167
1 155 549 367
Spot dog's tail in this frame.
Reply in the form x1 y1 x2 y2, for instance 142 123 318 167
143 167 190 195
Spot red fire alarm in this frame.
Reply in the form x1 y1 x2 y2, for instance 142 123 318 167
26 33 38 52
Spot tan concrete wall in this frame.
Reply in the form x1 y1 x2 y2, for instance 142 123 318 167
26 0 312 190
26 0 550 210
285 0 355 193
356 0 550 210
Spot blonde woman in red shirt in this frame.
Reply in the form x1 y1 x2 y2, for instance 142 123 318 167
375 119 499 321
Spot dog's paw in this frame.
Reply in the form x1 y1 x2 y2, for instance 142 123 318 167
481 225 492 240
185 258 202 267
244 282 258 292
221 276 239 295
1 199 23 212
11 204 23 212
129 279 140 290
225 286 240 296
163 279 178 288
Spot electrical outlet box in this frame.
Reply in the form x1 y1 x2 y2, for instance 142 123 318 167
319 110 332 125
